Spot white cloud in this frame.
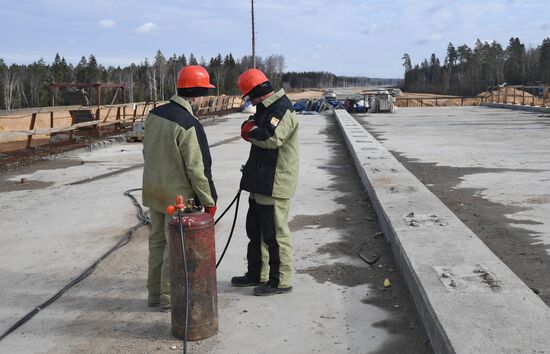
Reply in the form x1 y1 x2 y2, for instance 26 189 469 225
415 32 444 45
362 24 379 35
98 19 116 28
136 22 157 34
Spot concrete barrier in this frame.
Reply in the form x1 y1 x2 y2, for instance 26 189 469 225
481 102 550 113
333 109 550 354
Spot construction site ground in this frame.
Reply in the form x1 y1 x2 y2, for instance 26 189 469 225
0 113 432 353
354 106 550 305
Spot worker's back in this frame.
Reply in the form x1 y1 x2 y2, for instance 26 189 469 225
142 95 217 213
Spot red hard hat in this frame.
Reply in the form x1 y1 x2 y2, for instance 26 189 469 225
238 68 269 96
177 65 215 89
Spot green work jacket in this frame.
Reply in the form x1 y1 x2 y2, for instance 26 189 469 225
240 89 299 199
142 95 217 212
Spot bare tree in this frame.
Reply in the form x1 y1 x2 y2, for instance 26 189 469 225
2 65 18 110
154 50 167 100
274 54 285 86
17 80 30 108
144 58 156 102
125 69 135 103
264 54 285 88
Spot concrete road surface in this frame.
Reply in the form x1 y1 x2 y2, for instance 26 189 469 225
0 112 431 353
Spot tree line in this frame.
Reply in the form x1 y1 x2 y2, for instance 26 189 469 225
0 51 286 110
402 37 550 96
282 72 398 89
0 51 375 110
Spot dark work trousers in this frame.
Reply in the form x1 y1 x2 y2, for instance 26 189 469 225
245 193 292 288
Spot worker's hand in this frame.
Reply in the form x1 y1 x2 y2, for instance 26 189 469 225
241 118 255 128
205 205 217 217
241 120 256 141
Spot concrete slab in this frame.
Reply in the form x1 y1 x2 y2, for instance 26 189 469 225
334 108 550 354
0 112 431 353
355 106 550 305
482 102 550 113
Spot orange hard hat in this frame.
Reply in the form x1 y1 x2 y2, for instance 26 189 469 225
238 68 269 96
177 65 215 89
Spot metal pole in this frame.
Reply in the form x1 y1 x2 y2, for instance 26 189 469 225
251 0 256 68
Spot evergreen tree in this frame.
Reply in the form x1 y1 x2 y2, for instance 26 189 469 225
51 53 72 82
0 59 6 108
87 54 100 83
445 43 457 67
208 54 223 95
539 38 550 83
28 58 49 106
402 53 412 72
178 54 187 67
74 56 88 82
223 54 238 95
154 50 167 99
505 37 526 85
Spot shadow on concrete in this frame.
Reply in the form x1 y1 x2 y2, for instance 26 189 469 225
290 118 433 354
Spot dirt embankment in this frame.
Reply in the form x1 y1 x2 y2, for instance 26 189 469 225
285 90 323 101
478 87 547 106
396 94 482 107
398 88 549 107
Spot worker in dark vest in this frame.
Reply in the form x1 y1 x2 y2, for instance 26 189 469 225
142 65 218 310
232 68 299 296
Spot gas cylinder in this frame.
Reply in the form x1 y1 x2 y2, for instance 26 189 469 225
168 209 218 341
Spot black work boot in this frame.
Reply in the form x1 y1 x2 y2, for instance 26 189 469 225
253 283 293 296
231 274 264 287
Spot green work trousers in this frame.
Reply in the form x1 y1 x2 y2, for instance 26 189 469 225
147 209 171 306
246 193 293 288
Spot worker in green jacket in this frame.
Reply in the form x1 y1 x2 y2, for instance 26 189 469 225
142 65 217 310
232 68 299 296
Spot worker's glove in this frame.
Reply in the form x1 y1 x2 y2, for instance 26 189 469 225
241 118 256 128
241 120 256 141
205 205 217 217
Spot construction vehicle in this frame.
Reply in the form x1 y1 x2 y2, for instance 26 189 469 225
323 89 337 99
126 120 145 142
368 90 396 113
350 89 397 114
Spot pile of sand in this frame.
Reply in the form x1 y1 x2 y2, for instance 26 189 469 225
286 90 323 101
477 87 534 98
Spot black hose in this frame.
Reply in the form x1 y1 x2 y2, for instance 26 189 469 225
214 189 241 225
216 190 241 268
0 189 149 342
124 188 151 224
0 187 241 344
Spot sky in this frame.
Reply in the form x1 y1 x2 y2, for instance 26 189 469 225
0 0 549 78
